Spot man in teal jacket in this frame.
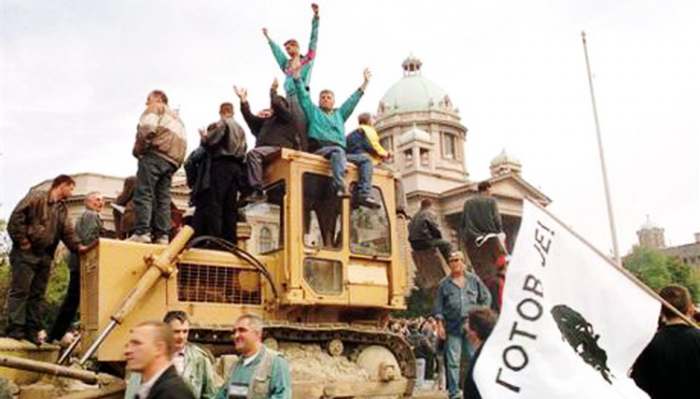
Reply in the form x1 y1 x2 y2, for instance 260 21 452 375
216 314 291 399
263 3 320 150
293 68 371 197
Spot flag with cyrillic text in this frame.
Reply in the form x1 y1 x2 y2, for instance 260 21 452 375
474 200 659 398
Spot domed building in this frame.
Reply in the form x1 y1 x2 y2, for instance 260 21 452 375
375 55 550 250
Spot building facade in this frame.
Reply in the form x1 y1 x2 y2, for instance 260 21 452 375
636 218 700 268
375 55 550 251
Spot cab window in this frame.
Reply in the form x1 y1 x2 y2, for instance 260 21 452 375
303 173 342 250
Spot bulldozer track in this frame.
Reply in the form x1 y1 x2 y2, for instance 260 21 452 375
191 322 417 397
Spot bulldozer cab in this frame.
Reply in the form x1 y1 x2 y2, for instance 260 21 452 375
249 149 410 309
80 148 411 363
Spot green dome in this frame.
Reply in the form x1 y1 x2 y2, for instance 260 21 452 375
378 55 453 114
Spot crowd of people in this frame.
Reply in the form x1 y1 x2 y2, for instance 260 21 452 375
3 2 700 399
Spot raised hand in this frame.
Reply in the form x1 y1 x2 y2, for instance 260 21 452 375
271 78 279 92
360 68 371 92
311 3 319 16
262 27 269 39
234 86 248 102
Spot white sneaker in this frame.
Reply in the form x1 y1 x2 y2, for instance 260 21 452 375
154 236 169 245
128 233 151 243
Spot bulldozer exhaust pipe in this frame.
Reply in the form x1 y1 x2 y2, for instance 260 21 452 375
0 354 102 385
78 226 195 365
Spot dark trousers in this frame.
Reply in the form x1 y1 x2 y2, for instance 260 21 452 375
465 239 503 312
6 249 52 335
410 238 453 263
133 153 176 237
192 158 241 243
48 260 80 341
246 146 280 190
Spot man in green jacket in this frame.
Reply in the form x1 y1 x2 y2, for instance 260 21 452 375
216 314 291 399
125 311 219 399
263 3 320 149
293 68 371 197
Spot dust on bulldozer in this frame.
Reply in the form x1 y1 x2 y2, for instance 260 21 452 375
0 149 452 398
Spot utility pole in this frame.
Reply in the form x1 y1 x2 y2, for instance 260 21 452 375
581 31 622 267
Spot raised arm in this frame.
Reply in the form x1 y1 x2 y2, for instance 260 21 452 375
235 86 263 136
339 69 371 121
263 28 289 72
308 4 320 54
270 78 292 122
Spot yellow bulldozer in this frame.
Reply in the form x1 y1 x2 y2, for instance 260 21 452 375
2 149 450 398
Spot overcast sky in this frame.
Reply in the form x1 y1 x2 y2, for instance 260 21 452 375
1 0 698 255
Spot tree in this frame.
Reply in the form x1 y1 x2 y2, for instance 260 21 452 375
624 246 700 302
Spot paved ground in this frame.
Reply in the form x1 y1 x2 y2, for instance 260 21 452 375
411 388 448 398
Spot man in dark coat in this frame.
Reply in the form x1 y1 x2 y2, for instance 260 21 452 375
460 180 506 311
191 102 247 243
631 285 700 399
6 175 88 345
125 321 195 399
236 78 301 203
408 198 452 262
48 191 104 342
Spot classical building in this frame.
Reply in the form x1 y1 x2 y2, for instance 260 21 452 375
635 217 700 268
375 55 550 251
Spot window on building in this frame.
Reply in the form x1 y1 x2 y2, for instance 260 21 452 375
404 149 414 166
350 186 391 257
241 181 285 253
380 136 393 155
420 148 430 167
303 173 342 249
258 226 273 253
442 133 456 160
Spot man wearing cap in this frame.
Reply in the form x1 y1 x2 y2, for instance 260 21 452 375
434 251 491 399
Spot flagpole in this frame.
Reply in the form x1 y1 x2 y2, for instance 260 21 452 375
581 31 622 267
526 197 699 329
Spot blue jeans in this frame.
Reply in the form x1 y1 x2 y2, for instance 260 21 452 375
346 153 373 197
133 153 176 237
445 332 474 397
314 146 346 191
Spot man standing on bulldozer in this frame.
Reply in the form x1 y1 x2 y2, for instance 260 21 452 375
460 180 507 312
5 175 89 345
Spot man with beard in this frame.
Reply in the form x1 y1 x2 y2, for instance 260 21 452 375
215 314 291 399
48 191 105 343
191 102 247 243
263 3 320 149
235 78 300 203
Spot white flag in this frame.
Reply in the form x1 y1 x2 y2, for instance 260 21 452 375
474 200 659 398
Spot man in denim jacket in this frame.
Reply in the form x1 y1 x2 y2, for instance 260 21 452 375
433 251 491 399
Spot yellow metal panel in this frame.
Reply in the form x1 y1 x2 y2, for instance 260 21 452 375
347 263 388 286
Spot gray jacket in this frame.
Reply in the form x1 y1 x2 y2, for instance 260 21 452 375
67 209 103 271
202 119 247 160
